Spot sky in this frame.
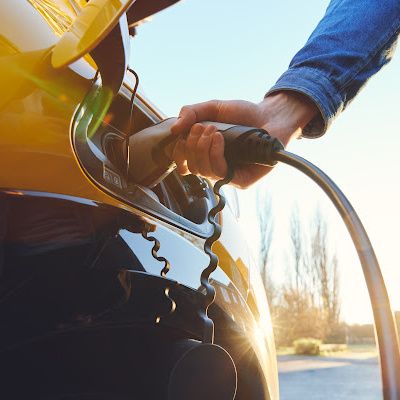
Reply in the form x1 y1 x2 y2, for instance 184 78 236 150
130 0 400 324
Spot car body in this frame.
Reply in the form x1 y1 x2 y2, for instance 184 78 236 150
0 1 278 398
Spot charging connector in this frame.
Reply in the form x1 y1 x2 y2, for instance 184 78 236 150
127 118 283 187
201 121 284 167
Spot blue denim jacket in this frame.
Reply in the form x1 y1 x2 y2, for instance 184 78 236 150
267 0 400 137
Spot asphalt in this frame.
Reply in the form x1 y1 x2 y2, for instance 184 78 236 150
278 353 381 400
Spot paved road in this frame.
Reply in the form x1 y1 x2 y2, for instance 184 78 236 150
278 353 382 400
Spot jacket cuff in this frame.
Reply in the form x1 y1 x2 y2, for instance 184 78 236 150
266 67 344 138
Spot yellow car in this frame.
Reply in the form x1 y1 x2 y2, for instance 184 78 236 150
0 1 278 399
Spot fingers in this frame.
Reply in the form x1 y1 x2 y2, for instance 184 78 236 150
171 100 221 136
195 124 217 177
172 139 189 175
171 123 227 180
209 132 227 178
185 123 203 175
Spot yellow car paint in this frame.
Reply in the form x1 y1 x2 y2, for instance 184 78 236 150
52 0 137 68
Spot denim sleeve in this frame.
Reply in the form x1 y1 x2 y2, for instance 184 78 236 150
267 0 400 137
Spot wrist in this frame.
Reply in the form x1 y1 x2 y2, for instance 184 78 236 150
258 91 319 144
262 90 319 128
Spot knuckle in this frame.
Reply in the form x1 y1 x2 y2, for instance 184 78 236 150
179 105 191 114
204 124 216 134
207 99 219 107
185 137 196 152
180 106 196 120
192 123 204 133
198 131 209 143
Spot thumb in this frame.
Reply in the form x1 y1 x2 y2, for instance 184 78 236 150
171 100 221 135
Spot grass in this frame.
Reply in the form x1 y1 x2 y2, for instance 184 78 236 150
277 343 377 357
319 344 347 356
276 346 295 356
346 344 377 353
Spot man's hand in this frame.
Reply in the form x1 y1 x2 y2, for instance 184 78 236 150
171 91 318 188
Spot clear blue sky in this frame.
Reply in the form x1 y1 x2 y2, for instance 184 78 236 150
130 0 400 324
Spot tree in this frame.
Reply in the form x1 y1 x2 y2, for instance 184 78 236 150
257 196 342 345
290 205 304 293
274 207 341 345
274 286 327 346
257 190 276 305
310 211 341 335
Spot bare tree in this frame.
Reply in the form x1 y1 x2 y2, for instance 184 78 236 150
290 206 303 293
310 210 341 334
257 197 342 345
330 255 341 326
257 190 275 302
275 206 341 345
274 286 327 346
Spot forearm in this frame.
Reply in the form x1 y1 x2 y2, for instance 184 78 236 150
267 0 400 137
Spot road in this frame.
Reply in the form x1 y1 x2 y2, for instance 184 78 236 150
278 353 381 400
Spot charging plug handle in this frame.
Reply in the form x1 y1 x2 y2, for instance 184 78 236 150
200 121 284 167
127 118 284 187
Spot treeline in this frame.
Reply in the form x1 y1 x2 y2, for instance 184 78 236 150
257 192 398 346
339 314 400 344
259 194 341 346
